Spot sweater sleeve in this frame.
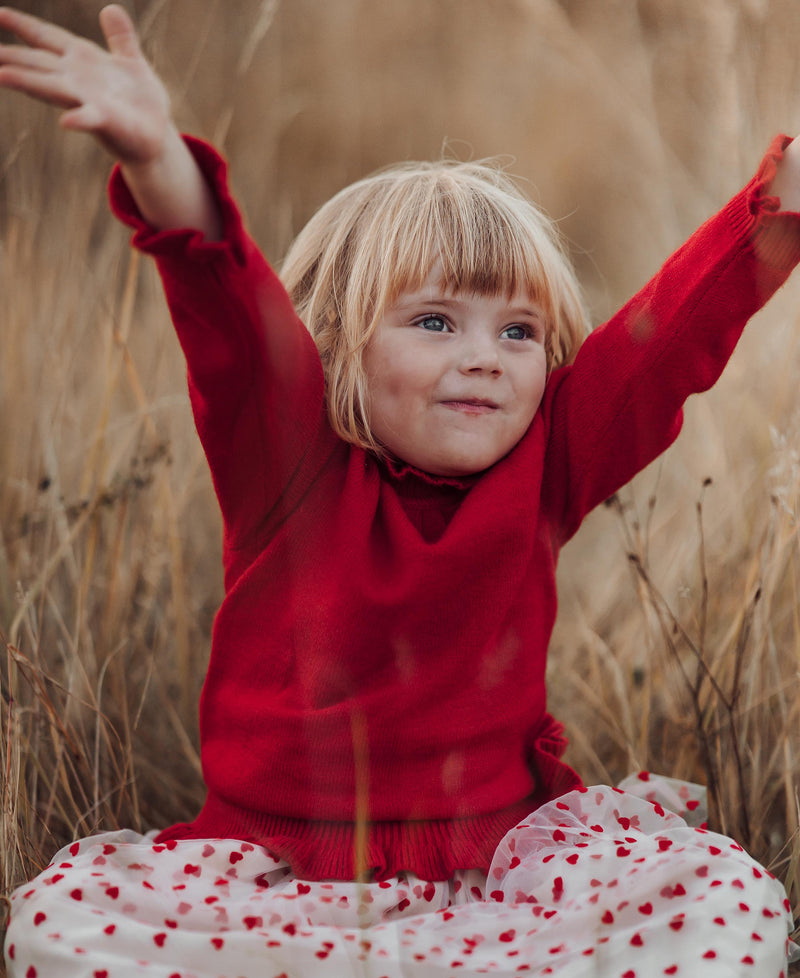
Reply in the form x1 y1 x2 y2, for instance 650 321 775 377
541 135 800 544
108 137 331 549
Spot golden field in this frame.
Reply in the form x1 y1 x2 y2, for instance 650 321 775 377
1 0 799 968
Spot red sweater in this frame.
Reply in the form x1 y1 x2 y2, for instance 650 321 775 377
110 136 800 881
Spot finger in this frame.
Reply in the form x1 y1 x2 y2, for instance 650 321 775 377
0 64 79 108
59 102 103 133
0 7 75 55
99 4 141 59
0 41 59 72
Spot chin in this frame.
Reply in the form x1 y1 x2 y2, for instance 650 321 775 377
423 453 498 478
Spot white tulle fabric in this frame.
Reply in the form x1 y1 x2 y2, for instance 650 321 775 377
5 777 796 978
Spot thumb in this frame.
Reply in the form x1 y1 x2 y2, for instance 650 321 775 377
59 103 104 134
99 4 142 59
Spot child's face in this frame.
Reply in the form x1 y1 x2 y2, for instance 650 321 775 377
363 269 548 477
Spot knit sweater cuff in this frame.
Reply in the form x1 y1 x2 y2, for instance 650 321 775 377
107 136 248 266
725 133 800 270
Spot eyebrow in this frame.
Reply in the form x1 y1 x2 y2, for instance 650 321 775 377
393 295 543 320
506 306 544 320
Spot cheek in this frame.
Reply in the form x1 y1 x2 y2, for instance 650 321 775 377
368 350 430 409
368 368 408 419
516 362 547 418
363 358 420 438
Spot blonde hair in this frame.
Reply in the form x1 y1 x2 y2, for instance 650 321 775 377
281 158 589 453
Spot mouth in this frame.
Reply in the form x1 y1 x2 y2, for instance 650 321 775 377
440 398 500 415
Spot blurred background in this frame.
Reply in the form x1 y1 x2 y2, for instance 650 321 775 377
1 0 799 958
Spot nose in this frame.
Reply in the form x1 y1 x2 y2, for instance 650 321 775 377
458 334 502 375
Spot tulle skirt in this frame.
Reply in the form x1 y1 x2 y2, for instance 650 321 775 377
5 776 797 978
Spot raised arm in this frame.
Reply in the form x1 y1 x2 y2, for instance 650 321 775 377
0 4 221 239
541 135 800 543
1 4 332 552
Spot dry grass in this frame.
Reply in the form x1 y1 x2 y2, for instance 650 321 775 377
1 0 799 971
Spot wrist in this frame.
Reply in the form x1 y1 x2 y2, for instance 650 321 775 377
119 122 183 185
119 128 223 240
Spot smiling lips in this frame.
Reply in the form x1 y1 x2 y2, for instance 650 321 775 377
440 398 500 414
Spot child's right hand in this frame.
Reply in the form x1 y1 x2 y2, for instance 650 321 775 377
0 4 171 166
0 4 223 238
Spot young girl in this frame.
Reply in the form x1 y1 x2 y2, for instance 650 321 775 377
1 6 798 977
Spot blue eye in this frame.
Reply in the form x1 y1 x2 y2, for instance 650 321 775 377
502 325 530 341
417 315 449 332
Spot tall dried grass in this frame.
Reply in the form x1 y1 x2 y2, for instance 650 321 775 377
1 0 799 970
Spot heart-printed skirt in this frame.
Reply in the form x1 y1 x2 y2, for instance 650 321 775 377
4 777 796 977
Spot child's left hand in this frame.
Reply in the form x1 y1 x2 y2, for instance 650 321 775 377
770 135 800 212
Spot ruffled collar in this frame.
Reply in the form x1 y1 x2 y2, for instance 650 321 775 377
381 454 480 491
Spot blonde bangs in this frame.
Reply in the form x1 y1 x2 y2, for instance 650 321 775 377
387 177 552 304
281 159 590 452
